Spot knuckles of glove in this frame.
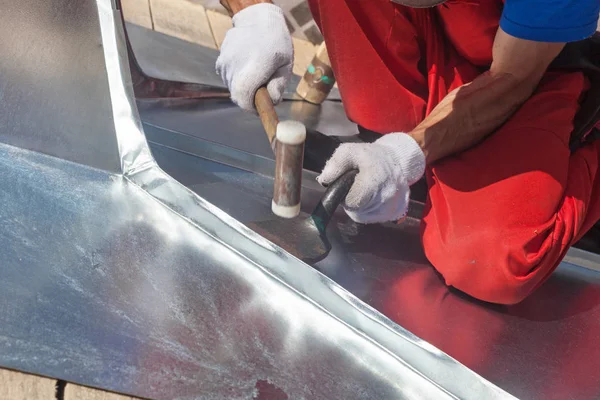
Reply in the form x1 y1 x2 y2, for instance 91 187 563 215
317 142 411 224
215 4 293 112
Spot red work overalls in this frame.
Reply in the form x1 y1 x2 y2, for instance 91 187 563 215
307 0 600 304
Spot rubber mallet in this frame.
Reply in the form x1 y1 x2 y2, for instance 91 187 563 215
254 87 306 219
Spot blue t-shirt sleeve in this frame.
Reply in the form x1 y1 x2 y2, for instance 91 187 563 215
500 0 600 42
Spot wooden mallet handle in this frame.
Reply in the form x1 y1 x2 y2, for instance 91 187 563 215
254 87 306 219
255 87 279 152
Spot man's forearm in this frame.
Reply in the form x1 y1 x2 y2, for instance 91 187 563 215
220 0 271 15
408 70 537 164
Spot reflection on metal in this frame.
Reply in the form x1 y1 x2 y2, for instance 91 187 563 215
564 247 600 272
114 0 231 100
247 170 359 263
136 97 358 175
0 0 532 399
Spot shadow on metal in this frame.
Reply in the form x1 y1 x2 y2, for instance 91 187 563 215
248 170 358 263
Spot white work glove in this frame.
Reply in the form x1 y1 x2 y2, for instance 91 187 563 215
216 3 293 112
317 133 426 224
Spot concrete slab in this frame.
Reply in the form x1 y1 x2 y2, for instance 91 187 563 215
65 384 142 400
0 369 56 400
121 0 153 29
149 0 217 49
205 9 231 49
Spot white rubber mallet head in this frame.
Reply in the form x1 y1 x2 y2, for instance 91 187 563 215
271 120 306 218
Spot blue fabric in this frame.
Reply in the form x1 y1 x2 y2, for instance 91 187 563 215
500 0 600 42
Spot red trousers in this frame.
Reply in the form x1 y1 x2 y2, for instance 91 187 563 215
308 0 600 304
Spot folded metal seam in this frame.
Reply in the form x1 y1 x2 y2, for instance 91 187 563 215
141 119 324 191
96 0 156 176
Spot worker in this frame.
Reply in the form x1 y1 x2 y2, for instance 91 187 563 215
216 0 600 304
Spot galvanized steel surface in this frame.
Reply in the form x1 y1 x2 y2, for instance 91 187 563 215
0 0 122 173
0 142 477 400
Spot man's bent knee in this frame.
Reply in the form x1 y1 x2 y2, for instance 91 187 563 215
421 226 559 304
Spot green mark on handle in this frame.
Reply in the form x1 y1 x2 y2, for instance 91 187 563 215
307 63 333 85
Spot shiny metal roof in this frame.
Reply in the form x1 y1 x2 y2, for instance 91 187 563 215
0 1 598 399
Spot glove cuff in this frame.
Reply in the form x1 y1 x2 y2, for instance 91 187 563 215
375 133 426 186
232 3 285 28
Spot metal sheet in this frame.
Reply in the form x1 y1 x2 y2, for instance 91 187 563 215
137 97 357 165
97 0 155 175
125 22 225 90
138 98 356 192
0 142 481 400
0 0 121 172
0 1 513 400
150 137 600 400
129 161 512 400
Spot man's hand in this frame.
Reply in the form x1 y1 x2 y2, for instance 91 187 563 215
317 133 425 224
216 3 293 112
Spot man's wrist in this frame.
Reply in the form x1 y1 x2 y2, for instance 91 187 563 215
220 0 273 15
407 129 430 164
